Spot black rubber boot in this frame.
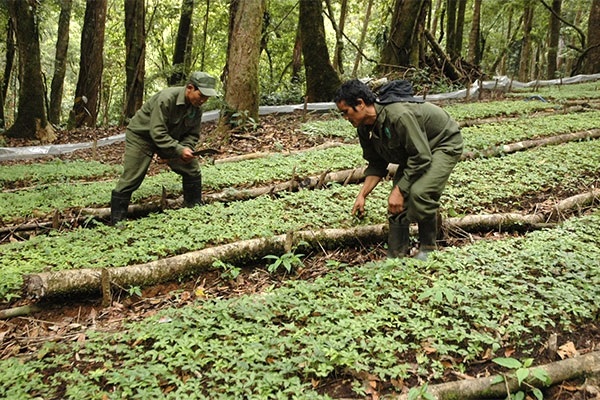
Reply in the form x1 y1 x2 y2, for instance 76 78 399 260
110 190 131 225
414 216 438 261
387 214 410 258
182 176 203 207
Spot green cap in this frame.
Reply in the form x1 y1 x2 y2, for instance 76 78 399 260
189 71 218 97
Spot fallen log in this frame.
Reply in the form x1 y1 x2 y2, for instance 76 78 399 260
23 225 387 299
22 210 563 299
461 129 600 160
550 189 600 220
399 351 600 400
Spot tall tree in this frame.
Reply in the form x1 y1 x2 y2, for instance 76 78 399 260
169 0 194 85
122 0 146 123
584 0 600 74
4 0 55 142
49 0 72 126
68 0 107 128
467 0 482 65
445 0 467 60
0 14 15 129
222 0 265 122
324 0 348 74
546 0 561 79
299 0 340 102
352 0 374 77
518 0 535 81
378 0 429 72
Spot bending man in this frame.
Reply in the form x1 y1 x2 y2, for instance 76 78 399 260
111 71 218 224
334 79 463 260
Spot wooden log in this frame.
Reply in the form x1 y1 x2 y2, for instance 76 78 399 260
22 210 560 299
23 225 387 299
461 129 600 160
400 351 600 400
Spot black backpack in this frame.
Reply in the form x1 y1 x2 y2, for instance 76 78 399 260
375 80 424 104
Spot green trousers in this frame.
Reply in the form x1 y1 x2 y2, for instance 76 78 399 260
113 130 201 196
394 150 460 222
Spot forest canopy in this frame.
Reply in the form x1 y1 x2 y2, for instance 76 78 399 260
0 0 598 138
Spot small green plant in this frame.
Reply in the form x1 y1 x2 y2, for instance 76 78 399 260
127 285 142 297
212 259 241 281
263 251 304 274
229 110 259 132
407 383 436 400
491 357 551 400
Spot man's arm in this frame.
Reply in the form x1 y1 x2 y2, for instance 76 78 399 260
352 175 382 217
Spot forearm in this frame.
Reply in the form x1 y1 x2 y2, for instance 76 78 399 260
358 175 382 199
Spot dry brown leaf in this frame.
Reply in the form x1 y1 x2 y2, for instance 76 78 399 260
557 341 579 359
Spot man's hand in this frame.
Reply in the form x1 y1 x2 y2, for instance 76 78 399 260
180 148 195 163
388 185 404 215
352 195 366 219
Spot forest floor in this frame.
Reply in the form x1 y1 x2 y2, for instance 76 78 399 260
1 108 599 399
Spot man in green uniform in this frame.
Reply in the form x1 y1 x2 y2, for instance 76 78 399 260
110 71 218 224
334 79 463 260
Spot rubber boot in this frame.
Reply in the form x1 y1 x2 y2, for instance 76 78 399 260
182 176 203 207
414 216 437 261
110 190 131 225
387 214 410 258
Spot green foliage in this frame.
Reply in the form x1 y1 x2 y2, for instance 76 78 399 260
492 357 551 400
444 99 559 121
1 138 599 301
1 213 599 397
264 251 304 274
508 80 600 100
460 110 600 153
212 259 241 281
0 159 121 190
301 117 357 141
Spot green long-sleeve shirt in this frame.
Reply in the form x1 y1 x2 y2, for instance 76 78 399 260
126 87 203 159
357 102 463 197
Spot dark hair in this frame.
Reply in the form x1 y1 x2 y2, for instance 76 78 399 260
334 79 376 107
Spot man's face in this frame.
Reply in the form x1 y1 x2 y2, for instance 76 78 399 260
336 99 366 127
186 84 210 107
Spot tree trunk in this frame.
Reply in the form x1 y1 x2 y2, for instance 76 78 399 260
200 0 210 70
0 16 15 129
352 0 373 77
324 0 347 74
122 0 146 123
169 0 194 86
220 0 264 124
584 0 600 74
454 0 467 59
299 0 340 102
546 0 561 79
68 0 107 128
467 0 482 65
291 23 302 83
445 0 459 59
49 0 72 126
4 0 56 142
378 0 429 72
518 0 535 82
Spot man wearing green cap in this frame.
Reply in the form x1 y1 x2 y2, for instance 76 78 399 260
110 71 218 225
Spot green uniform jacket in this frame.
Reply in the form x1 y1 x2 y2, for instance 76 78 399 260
126 87 203 159
358 102 463 197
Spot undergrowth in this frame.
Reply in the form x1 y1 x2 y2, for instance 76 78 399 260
0 213 598 399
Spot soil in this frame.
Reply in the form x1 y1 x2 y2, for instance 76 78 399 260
1 110 599 399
